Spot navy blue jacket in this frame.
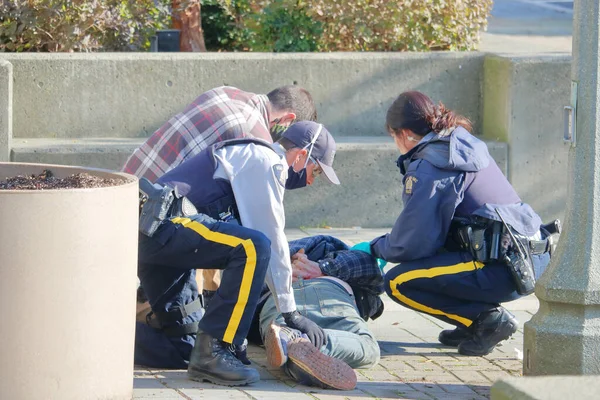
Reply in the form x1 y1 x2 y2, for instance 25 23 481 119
371 127 542 263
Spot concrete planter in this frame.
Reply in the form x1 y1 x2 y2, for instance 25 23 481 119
0 162 138 400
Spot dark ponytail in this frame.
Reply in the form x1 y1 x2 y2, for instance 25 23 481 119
386 91 472 137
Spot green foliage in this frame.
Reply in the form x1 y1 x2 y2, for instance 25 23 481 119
220 0 493 52
0 0 493 52
201 0 254 51
216 0 322 52
307 0 494 51
249 0 323 52
0 0 171 52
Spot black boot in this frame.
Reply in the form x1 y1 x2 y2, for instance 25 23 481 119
458 307 518 356
228 339 251 365
438 326 473 347
188 330 259 386
201 290 251 365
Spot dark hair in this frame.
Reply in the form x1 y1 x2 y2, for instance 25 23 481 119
267 85 318 122
386 91 472 137
277 137 298 151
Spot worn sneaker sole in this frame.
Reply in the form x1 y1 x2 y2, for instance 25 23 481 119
188 369 260 387
265 323 287 368
287 341 357 391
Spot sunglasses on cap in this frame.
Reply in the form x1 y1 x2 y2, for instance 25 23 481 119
302 124 323 170
309 156 322 177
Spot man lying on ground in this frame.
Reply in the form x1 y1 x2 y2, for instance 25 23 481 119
247 235 384 390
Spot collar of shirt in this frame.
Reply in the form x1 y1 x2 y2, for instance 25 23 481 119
254 94 272 130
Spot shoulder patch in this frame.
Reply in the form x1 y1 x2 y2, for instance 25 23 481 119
273 164 286 187
405 176 418 195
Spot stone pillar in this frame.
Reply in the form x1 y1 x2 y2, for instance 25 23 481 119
0 60 11 162
523 0 600 375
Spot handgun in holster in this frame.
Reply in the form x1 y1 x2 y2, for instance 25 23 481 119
138 178 176 237
453 219 501 262
540 219 561 257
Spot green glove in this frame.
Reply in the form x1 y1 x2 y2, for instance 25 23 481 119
350 241 372 254
350 242 388 270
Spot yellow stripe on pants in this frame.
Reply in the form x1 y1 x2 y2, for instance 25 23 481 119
171 217 257 343
388 261 485 327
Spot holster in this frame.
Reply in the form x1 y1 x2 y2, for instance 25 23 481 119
145 298 204 337
448 217 503 262
540 219 561 257
139 178 176 237
139 179 201 237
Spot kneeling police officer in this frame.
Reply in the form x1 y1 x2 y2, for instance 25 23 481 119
136 121 340 385
354 91 559 357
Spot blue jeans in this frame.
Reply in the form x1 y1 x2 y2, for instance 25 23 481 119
259 278 380 369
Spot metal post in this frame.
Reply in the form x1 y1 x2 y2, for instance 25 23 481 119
523 0 600 375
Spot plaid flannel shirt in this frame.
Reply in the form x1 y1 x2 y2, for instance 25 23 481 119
289 235 384 295
122 86 272 182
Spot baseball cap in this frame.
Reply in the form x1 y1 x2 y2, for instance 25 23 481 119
281 121 340 185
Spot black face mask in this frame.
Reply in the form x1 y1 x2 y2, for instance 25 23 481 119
285 166 308 190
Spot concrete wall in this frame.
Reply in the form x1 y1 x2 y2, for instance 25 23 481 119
0 53 573 227
7 136 507 228
0 60 11 162
0 53 485 139
483 55 572 223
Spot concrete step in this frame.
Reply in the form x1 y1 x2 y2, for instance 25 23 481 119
9 137 508 228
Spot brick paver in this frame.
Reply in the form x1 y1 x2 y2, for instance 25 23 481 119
134 228 537 400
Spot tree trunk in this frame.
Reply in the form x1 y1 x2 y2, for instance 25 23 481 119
172 0 207 52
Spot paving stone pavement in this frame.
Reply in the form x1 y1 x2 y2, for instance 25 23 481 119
134 228 537 400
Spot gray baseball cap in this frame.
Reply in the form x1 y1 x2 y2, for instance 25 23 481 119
281 121 340 185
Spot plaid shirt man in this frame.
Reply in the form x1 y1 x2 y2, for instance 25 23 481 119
123 86 273 182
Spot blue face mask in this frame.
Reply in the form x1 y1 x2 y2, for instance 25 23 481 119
285 166 307 190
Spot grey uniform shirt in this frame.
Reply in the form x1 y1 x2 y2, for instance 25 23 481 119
213 142 296 313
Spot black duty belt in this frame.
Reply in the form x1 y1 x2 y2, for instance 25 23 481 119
162 321 200 337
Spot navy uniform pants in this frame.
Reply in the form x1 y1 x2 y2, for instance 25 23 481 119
135 214 271 369
384 251 550 329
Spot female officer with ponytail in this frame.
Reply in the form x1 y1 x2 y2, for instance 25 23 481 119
353 91 554 356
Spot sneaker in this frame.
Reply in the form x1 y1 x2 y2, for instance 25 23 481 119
264 322 307 368
285 341 357 391
438 326 473 347
458 307 519 356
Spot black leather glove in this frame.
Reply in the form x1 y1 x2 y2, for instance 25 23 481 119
282 310 326 349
